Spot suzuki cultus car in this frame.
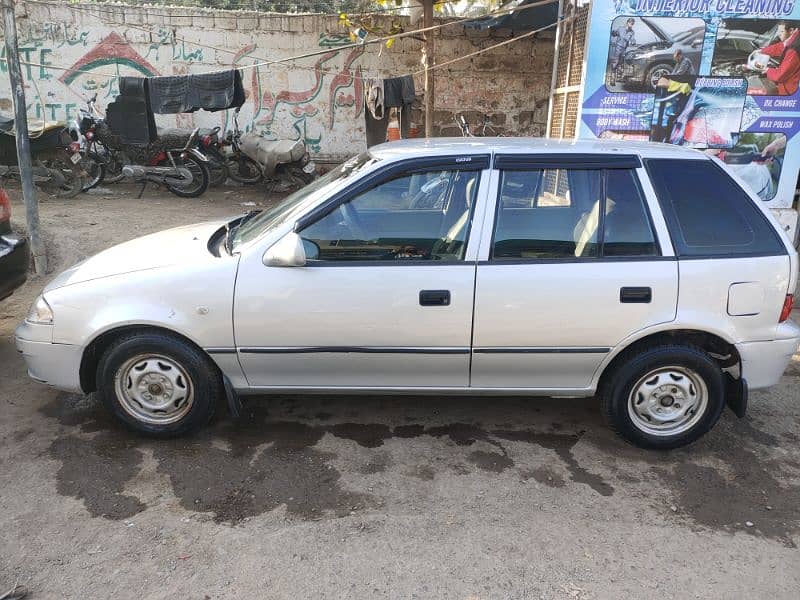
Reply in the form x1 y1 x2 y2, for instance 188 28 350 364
16 139 799 449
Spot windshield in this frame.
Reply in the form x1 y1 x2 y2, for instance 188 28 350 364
230 152 380 250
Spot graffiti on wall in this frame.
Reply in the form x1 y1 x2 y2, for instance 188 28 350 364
0 21 368 155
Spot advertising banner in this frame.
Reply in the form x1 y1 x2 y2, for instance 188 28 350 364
581 1 800 207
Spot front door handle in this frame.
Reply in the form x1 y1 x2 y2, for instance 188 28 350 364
620 287 652 303
420 290 451 306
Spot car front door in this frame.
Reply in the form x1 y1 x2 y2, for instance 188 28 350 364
234 156 490 389
471 154 679 391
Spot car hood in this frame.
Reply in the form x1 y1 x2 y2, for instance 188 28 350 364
45 220 227 291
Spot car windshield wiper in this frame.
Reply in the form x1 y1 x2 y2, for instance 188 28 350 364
224 210 261 255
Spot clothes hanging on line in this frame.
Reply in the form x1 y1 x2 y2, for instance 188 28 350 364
364 78 387 147
365 78 384 120
363 75 416 147
384 76 415 141
147 70 245 114
383 75 415 108
106 76 156 146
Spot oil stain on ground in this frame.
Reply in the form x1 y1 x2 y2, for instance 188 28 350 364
42 393 800 545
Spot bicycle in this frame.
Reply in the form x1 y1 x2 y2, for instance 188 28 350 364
455 114 506 137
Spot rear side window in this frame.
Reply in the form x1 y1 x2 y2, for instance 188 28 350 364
491 167 658 260
645 159 785 257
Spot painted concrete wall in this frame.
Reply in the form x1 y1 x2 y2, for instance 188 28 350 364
2 1 554 161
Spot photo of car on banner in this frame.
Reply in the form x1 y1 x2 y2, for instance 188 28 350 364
581 4 800 207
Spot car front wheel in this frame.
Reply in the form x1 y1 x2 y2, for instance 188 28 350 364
96 332 221 437
601 344 725 449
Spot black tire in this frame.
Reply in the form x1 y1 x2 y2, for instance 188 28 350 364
102 148 127 184
600 344 725 450
37 156 85 198
161 155 210 198
205 147 229 186
226 154 262 184
96 331 221 437
81 151 106 191
281 164 315 189
645 63 674 91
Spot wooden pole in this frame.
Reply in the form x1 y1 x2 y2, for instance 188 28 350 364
2 0 46 273
423 0 434 138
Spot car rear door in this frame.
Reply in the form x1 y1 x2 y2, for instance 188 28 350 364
470 154 679 391
233 156 491 389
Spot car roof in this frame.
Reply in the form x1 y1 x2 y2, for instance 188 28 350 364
368 137 709 163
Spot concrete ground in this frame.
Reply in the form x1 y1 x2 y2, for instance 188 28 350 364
1 183 799 599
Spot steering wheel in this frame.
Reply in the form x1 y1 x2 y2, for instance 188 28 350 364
338 203 369 241
409 177 448 209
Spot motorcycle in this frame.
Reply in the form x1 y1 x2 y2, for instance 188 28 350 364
92 121 211 198
0 116 85 198
224 107 316 188
219 108 263 185
162 126 227 186
71 95 127 191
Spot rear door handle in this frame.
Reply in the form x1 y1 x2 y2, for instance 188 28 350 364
620 287 652 303
419 290 451 306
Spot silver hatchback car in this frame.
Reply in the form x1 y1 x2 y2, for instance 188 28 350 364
16 139 800 449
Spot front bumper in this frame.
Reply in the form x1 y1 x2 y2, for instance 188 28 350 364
620 61 645 83
15 320 83 393
736 321 800 389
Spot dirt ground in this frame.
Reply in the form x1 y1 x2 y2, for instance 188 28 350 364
1 182 799 599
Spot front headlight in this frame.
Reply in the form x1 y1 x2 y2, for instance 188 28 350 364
27 295 54 324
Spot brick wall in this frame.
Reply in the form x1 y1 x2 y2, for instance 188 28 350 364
3 1 554 161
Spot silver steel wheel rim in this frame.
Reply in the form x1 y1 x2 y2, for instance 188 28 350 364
627 366 708 437
114 354 194 425
650 67 670 89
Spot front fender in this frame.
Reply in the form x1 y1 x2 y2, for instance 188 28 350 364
46 258 238 350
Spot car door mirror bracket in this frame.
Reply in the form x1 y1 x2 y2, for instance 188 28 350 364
263 231 307 267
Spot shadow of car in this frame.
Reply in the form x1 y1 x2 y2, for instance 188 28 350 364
0 189 29 301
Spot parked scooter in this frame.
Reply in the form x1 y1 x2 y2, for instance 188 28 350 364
92 121 211 198
0 116 85 198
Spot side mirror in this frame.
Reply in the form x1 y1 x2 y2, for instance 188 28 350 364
263 232 307 267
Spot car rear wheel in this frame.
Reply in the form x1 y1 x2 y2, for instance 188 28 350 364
96 332 220 437
601 344 725 449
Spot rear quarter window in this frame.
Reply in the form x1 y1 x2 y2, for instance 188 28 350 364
644 158 785 257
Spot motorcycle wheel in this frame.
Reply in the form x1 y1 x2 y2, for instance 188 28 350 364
160 155 210 198
226 154 262 184
38 157 85 198
81 151 106 191
205 147 229 186
101 148 128 184
280 164 315 189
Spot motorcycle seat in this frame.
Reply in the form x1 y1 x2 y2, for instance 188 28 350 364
158 127 219 143
241 134 306 174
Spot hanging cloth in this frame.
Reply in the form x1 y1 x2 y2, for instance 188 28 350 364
364 78 387 147
146 70 246 114
383 75 415 140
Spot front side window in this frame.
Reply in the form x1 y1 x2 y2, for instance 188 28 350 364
299 169 480 262
492 167 658 260
645 158 785 257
